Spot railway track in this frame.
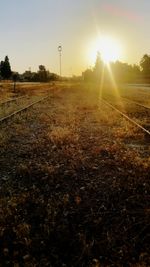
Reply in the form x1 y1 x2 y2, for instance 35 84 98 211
123 85 150 97
101 98 150 136
0 95 49 124
0 96 25 106
103 92 150 111
120 96 150 110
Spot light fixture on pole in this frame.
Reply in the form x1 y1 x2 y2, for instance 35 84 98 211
58 45 62 77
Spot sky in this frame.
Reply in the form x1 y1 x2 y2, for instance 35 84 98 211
0 0 150 76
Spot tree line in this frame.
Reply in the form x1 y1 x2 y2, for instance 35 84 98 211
1 54 150 83
20 65 59 82
0 56 59 82
82 53 150 83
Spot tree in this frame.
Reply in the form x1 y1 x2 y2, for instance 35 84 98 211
22 70 33 82
82 69 93 81
38 65 48 82
109 61 141 83
140 54 150 79
0 56 12 80
82 52 104 82
93 52 103 82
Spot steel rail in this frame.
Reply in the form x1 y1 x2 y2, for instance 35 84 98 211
0 96 25 106
125 85 150 96
102 99 150 136
104 93 150 111
121 96 150 110
0 95 49 124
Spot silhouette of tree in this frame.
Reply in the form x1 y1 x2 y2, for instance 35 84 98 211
140 54 150 79
38 65 48 82
131 64 141 82
109 61 141 83
21 70 32 81
82 52 104 82
93 52 103 81
39 65 46 72
0 56 12 80
82 69 93 81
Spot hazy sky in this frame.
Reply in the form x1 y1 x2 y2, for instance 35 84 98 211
0 0 150 76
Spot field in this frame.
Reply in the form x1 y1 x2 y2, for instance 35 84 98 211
0 82 150 266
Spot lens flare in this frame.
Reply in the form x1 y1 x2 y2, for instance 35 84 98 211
88 35 122 64
99 36 121 63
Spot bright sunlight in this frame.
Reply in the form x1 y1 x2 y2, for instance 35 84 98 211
88 35 122 64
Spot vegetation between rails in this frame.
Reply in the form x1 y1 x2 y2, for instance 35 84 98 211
0 82 149 267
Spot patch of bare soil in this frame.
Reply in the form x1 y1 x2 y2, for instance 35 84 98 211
0 84 149 266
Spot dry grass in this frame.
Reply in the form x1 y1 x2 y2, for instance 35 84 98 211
0 82 149 266
48 126 79 145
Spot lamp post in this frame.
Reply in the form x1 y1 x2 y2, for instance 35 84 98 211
58 45 62 77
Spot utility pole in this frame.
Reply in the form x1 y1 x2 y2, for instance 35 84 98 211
58 45 62 77
12 73 18 93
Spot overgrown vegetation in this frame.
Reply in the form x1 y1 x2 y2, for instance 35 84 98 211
1 52 150 84
82 53 150 84
0 82 149 266
0 56 59 82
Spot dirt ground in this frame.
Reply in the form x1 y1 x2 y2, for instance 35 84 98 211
0 82 149 266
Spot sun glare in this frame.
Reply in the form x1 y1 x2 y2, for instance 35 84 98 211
88 35 122 64
99 36 121 63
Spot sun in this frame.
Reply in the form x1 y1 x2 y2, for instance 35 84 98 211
98 36 122 63
88 35 122 64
